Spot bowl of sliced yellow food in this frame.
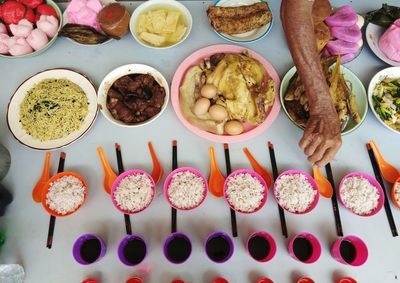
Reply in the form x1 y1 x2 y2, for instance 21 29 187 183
129 0 192 49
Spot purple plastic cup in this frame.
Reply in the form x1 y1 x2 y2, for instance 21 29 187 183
246 231 277 262
273 170 320 214
111 169 156 214
338 172 385 217
288 232 321 264
223 169 268 214
205 231 234 263
163 232 192 264
118 234 147 266
163 167 208 211
72 234 106 265
331 235 368 266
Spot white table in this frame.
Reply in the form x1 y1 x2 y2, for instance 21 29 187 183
1 1 399 282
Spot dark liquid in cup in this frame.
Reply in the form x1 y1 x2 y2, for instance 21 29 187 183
166 236 191 263
339 240 356 263
206 236 231 262
80 238 101 263
123 238 146 265
248 235 270 260
293 237 312 262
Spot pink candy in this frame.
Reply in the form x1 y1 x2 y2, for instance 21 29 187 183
0 34 10 54
326 39 360 55
330 25 362 43
325 6 358 27
66 0 103 31
379 19 400 62
10 19 34 38
27 29 49 50
37 15 59 38
0 23 7 34
8 37 33 56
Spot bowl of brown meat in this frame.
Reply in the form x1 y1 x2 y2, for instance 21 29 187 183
98 64 169 127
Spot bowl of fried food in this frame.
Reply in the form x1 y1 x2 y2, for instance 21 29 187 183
98 64 169 127
129 0 192 49
171 44 280 143
206 0 273 43
280 56 368 135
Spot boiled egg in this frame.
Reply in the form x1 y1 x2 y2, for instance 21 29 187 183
193 98 211 116
225 120 244 135
209 105 228 121
201 84 217 99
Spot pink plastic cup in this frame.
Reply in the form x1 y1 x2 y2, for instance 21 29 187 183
273 170 319 214
246 231 277 262
223 169 268 214
331 235 368 266
288 232 321 264
163 167 208 211
338 172 385 217
111 169 156 214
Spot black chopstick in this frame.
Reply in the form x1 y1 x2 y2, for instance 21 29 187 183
115 143 132 235
46 152 65 249
325 163 343 237
268 142 288 238
223 143 238 238
367 143 398 237
171 140 178 234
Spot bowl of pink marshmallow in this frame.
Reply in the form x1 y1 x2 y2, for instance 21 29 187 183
0 0 62 58
321 5 365 64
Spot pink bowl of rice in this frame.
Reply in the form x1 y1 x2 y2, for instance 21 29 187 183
111 169 156 214
223 169 268 214
163 167 208 211
273 170 319 214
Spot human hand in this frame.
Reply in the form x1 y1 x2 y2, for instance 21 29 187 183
299 108 342 167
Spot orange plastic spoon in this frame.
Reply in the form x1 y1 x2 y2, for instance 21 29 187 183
32 151 51 203
208 146 225 198
313 166 333 199
369 140 400 184
243 147 273 188
97 146 117 194
148 142 163 185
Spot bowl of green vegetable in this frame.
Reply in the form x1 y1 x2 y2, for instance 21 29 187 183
368 67 400 134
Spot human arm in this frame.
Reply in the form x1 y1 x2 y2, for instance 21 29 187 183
281 0 341 166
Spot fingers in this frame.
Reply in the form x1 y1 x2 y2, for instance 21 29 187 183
299 121 318 149
304 134 321 156
309 140 342 167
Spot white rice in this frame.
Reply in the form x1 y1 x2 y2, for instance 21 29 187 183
114 173 154 212
46 175 85 215
274 173 317 213
340 176 379 215
167 171 205 209
225 173 265 213
395 183 400 205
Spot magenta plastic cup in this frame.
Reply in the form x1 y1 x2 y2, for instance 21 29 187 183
163 167 208 211
205 231 234 263
288 232 321 264
338 172 385 217
223 169 268 214
73 234 106 265
118 234 147 266
163 232 192 264
273 170 320 214
246 231 277 262
331 235 368 266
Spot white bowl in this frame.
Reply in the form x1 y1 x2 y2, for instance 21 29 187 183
7 68 98 150
0 0 62 59
129 0 192 49
366 23 400 67
98 64 170 127
210 0 273 44
368 67 400 134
